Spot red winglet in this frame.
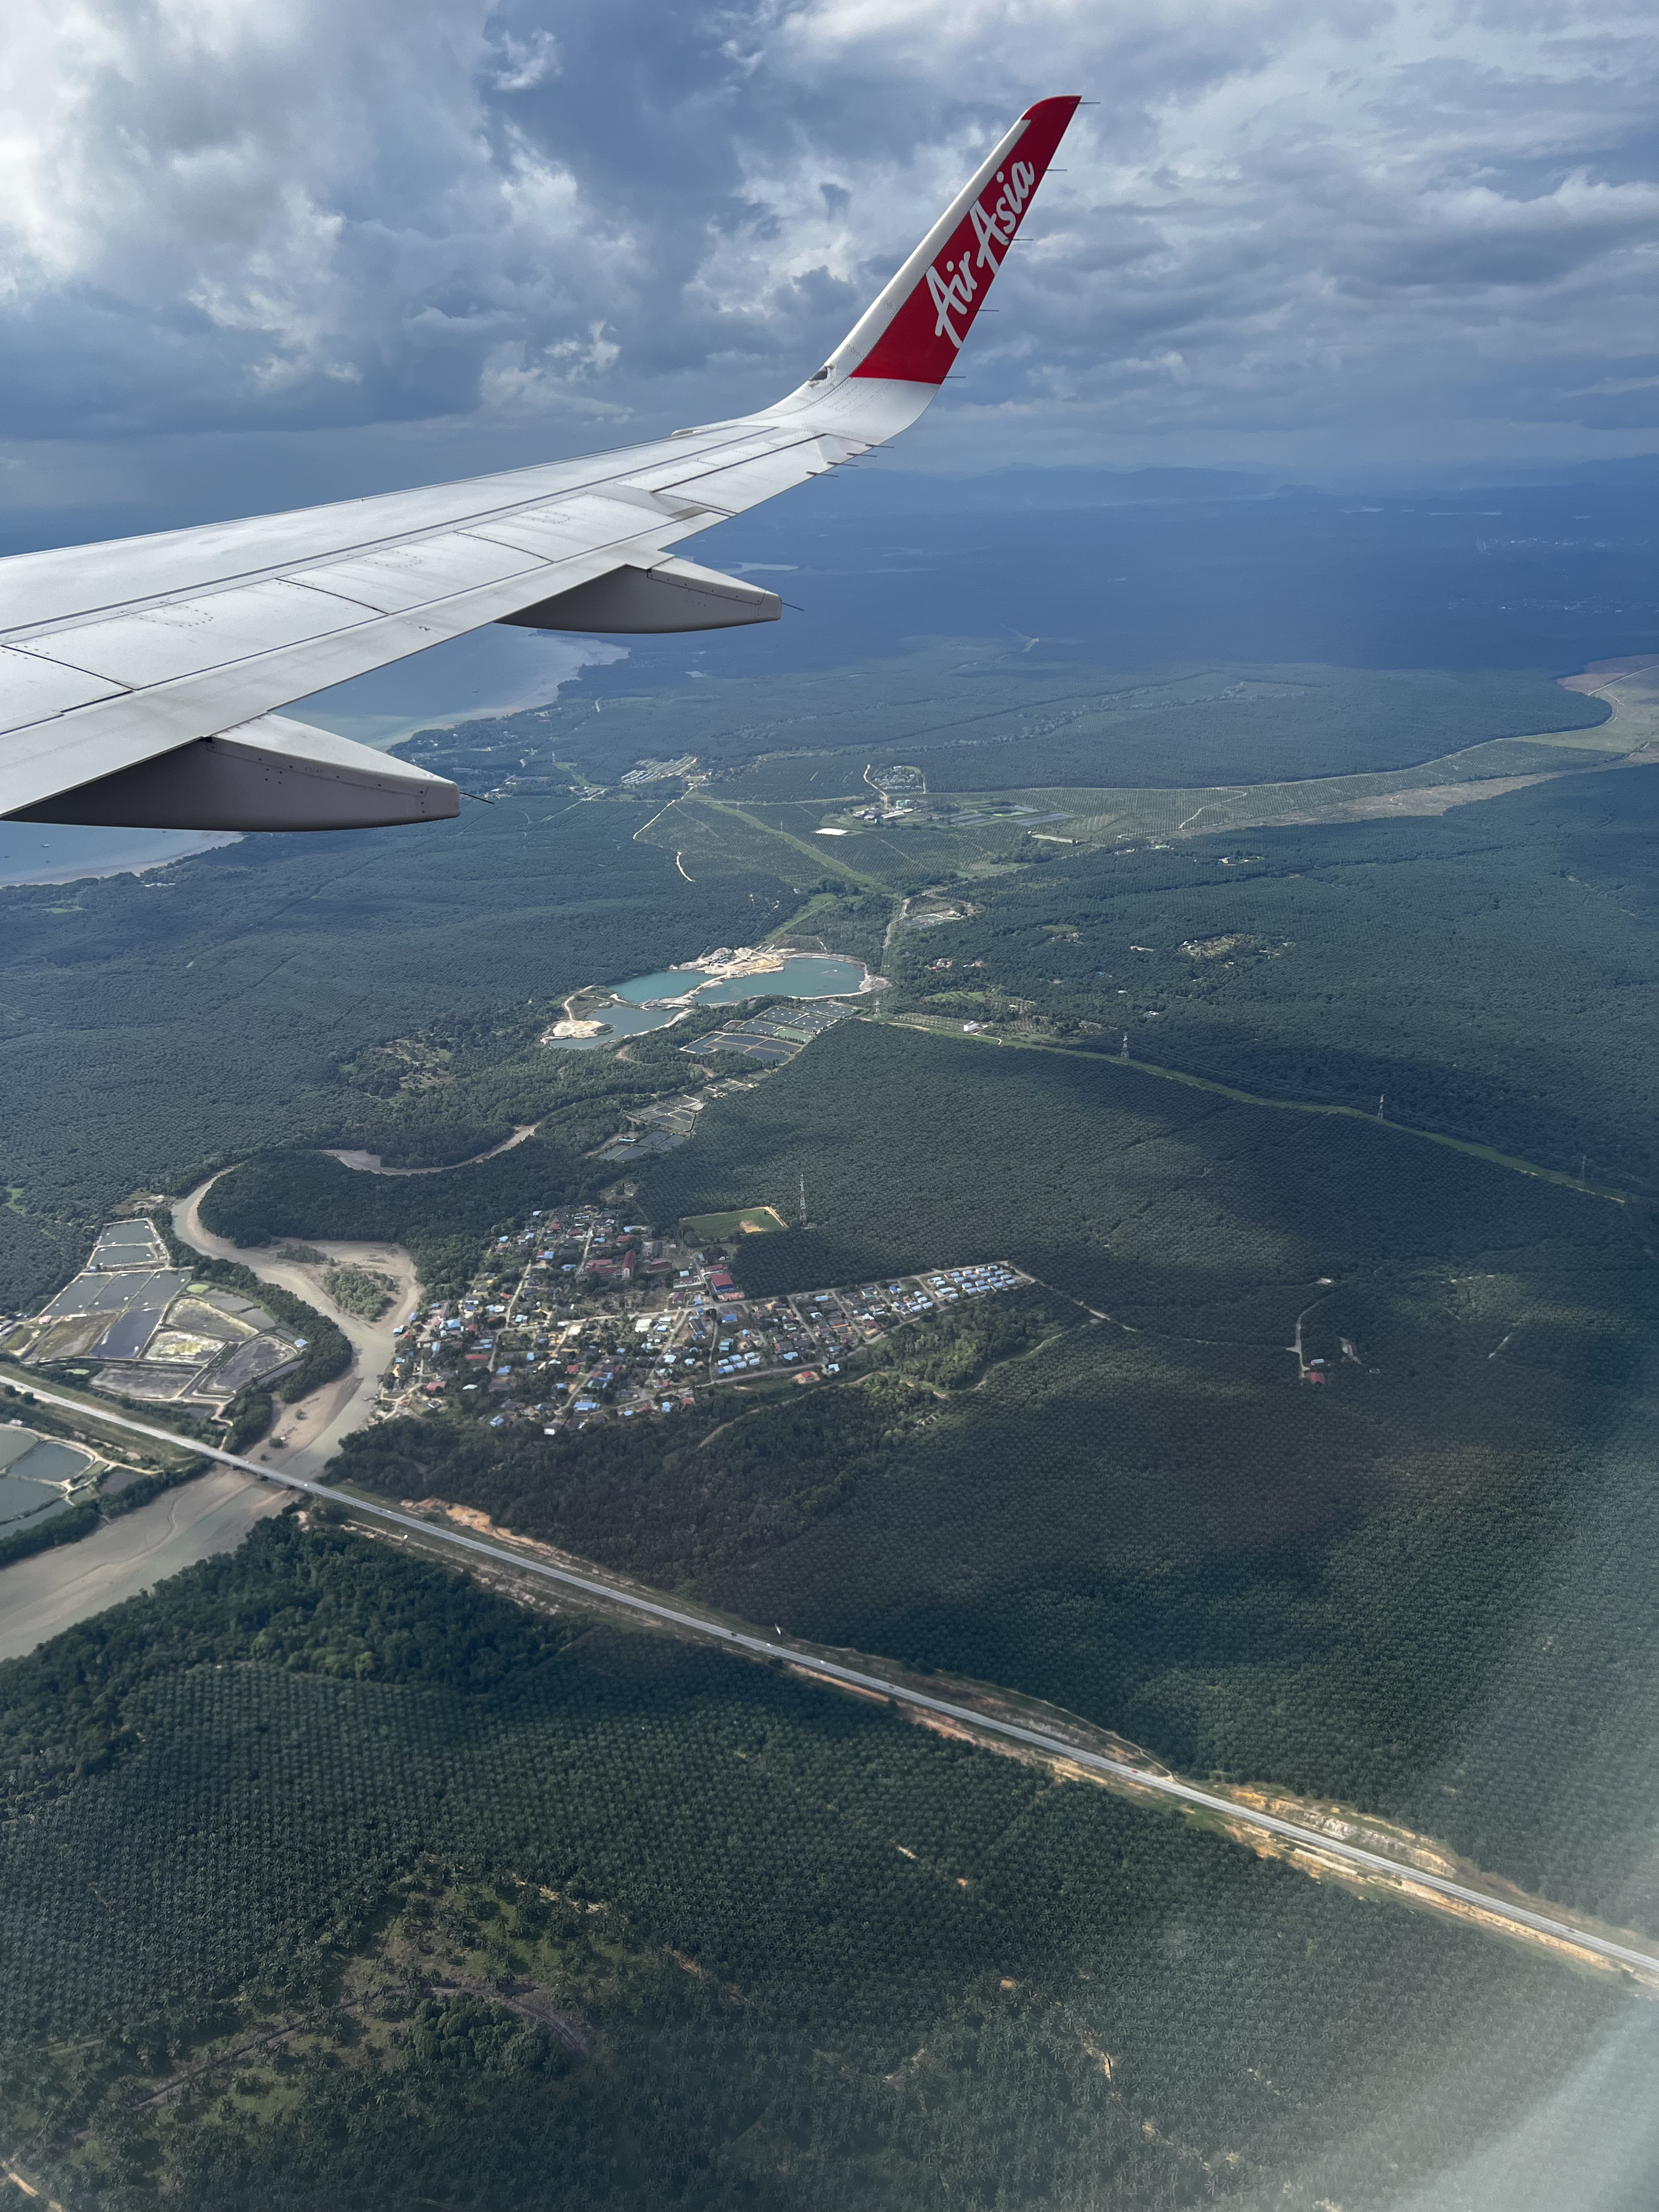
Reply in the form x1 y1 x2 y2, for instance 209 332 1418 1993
849 96 1080 387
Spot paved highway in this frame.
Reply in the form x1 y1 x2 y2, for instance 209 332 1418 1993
15 1384 1659 1987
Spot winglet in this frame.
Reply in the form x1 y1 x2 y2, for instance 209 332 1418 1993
806 96 1080 394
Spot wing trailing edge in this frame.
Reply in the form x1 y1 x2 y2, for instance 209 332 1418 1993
499 555 781 634
0 98 1078 831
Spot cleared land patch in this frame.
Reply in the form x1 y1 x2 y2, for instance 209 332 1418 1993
682 1207 789 1241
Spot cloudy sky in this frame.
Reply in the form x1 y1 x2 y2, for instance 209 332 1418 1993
1 0 1656 531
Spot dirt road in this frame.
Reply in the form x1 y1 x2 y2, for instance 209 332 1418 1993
324 1124 536 1176
173 1175 421 1480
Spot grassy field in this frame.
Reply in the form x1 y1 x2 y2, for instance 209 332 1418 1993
682 1206 789 1241
638 749 1656 912
639 794 883 889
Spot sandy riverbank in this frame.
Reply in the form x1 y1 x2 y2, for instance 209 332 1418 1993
662 945 790 999
174 1176 420 1481
0 1180 424 1658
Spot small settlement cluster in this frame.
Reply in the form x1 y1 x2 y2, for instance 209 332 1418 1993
382 1210 1029 1434
706 1262 1025 1383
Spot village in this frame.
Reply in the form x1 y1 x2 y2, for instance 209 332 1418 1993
377 1210 1029 1432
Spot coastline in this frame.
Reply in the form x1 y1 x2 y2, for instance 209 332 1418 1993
0 827 241 888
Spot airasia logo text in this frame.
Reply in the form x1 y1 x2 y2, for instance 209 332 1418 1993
927 157 1037 348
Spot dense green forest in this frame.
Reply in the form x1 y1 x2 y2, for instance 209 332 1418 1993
405 648 1605 796
198 1141 577 1255
3 1520 1655 2211
328 1016 1659 1933
877 764 1659 1191
321 1265 397 1319
341 1288 1078 1583
0 795 786 1310
8 647 1659 2208
643 1020 1655 1340
0 654 1630 1321
719 668 1606 798
199 1133 592 1298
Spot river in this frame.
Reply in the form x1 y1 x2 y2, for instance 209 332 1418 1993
0 950 854 1652
0 1186 424 1662
172 1175 421 1482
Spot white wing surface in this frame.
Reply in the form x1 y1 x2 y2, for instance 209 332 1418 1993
0 98 1078 831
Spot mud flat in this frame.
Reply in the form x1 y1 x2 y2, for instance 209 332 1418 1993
0 1468 289 1662
173 1177 420 1481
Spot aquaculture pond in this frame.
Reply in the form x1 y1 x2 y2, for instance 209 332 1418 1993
0 1428 92 1528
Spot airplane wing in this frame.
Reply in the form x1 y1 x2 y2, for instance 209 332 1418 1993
0 97 1079 832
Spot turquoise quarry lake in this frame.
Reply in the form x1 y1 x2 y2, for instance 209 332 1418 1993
551 954 868 1049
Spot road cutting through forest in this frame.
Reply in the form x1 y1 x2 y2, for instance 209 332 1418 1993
889 1017 1635 1204
9 1381 1658 1996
